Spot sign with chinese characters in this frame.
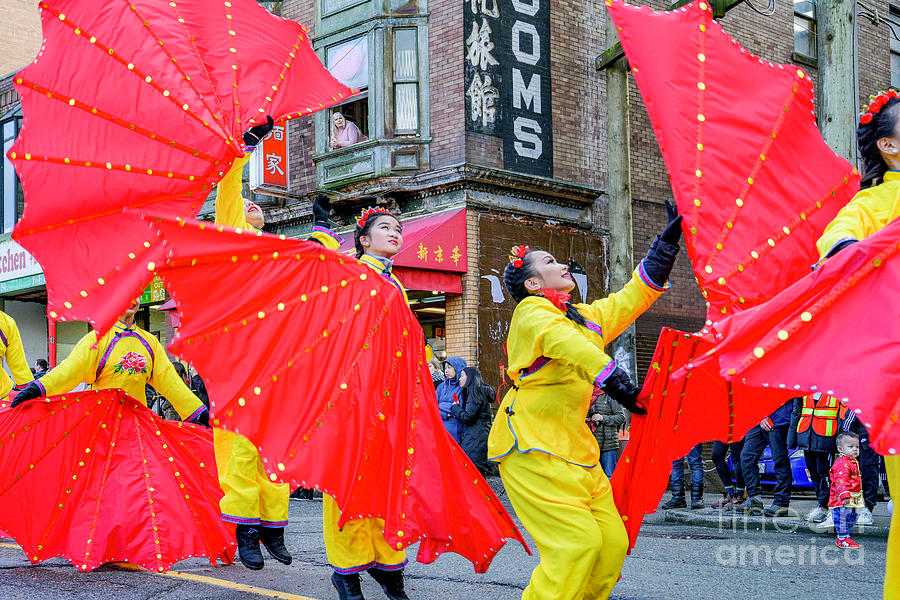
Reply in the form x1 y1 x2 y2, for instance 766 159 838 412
336 208 467 273
464 0 553 178
249 119 289 192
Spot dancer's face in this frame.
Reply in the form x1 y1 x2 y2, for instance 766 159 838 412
523 251 575 295
244 199 265 228
360 215 403 258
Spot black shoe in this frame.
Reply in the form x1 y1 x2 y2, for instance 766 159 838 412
235 524 265 570
368 567 410 600
661 496 687 509
331 572 366 600
260 526 292 565
763 504 790 517
291 487 315 499
731 496 764 514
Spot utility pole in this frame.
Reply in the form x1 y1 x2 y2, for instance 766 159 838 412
817 0 858 164
602 16 637 382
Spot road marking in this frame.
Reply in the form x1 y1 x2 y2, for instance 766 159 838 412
114 562 320 600
0 544 319 599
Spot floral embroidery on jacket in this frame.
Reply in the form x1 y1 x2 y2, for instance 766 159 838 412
113 351 149 375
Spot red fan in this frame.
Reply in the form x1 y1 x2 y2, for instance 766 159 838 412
687 218 900 456
606 0 858 332
8 0 354 334
143 214 528 572
0 389 234 572
610 328 795 549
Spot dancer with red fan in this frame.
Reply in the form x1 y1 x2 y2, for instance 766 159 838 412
12 298 208 425
326 206 413 600
812 90 900 599
485 203 681 600
0 310 34 397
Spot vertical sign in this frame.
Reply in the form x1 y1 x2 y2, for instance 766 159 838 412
249 119 289 191
464 0 553 178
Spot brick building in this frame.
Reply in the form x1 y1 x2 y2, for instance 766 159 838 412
0 0 898 387
267 0 895 388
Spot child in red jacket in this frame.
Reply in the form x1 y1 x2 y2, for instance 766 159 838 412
829 431 864 549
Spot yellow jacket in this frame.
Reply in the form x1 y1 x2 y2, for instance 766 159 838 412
817 171 900 259
216 154 343 249
0 310 33 396
36 320 206 421
488 266 665 467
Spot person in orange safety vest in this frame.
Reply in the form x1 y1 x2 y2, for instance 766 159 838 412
788 393 841 523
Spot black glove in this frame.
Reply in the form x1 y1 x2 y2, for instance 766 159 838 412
11 381 44 408
242 115 275 151
187 407 210 427
641 235 680 289
599 366 647 415
825 238 858 258
312 194 332 228
659 199 683 246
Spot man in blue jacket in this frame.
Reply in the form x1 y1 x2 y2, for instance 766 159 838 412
733 399 794 516
435 357 467 443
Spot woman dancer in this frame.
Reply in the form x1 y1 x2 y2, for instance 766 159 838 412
212 119 341 570
814 90 900 600
326 206 413 600
487 202 682 600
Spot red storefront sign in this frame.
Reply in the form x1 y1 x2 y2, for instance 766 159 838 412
250 119 289 190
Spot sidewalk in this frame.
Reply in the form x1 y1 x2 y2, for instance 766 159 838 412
661 495 892 538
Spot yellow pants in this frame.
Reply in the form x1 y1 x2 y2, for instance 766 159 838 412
499 450 628 600
322 493 407 574
213 429 289 527
885 456 899 600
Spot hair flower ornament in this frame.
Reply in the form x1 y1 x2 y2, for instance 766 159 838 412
356 206 392 228
508 245 530 268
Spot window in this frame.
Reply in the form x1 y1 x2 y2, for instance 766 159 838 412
892 10 900 88
327 36 370 150
393 28 419 134
1 114 23 234
793 0 817 61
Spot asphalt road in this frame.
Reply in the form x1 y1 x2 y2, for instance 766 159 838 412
0 493 888 599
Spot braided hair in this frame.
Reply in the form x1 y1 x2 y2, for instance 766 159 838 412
858 96 900 189
503 247 588 327
353 208 400 258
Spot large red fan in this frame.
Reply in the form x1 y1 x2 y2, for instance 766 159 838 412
143 214 528 572
685 218 900 456
606 0 858 332
610 328 795 549
9 0 354 334
0 389 234 572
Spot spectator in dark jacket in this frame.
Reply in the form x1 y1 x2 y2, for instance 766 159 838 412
33 359 49 379
733 400 793 516
189 369 210 409
587 390 625 477
435 357 466 443
450 366 494 476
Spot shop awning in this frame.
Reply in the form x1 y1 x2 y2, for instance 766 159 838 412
338 207 467 292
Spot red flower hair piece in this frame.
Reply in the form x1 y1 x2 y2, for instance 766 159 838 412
860 90 899 125
508 245 530 269
356 207 393 229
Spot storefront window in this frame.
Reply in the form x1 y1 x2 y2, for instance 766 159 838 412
408 291 446 358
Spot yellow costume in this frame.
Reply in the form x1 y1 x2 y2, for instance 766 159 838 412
815 173 899 599
488 265 665 600
323 251 409 574
35 319 205 420
0 310 33 397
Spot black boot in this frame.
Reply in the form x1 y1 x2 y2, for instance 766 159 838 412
259 526 292 565
368 567 410 600
661 478 686 509
331 572 366 600
690 482 705 509
235 524 265 570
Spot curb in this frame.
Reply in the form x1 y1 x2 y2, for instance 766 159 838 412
663 508 891 539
